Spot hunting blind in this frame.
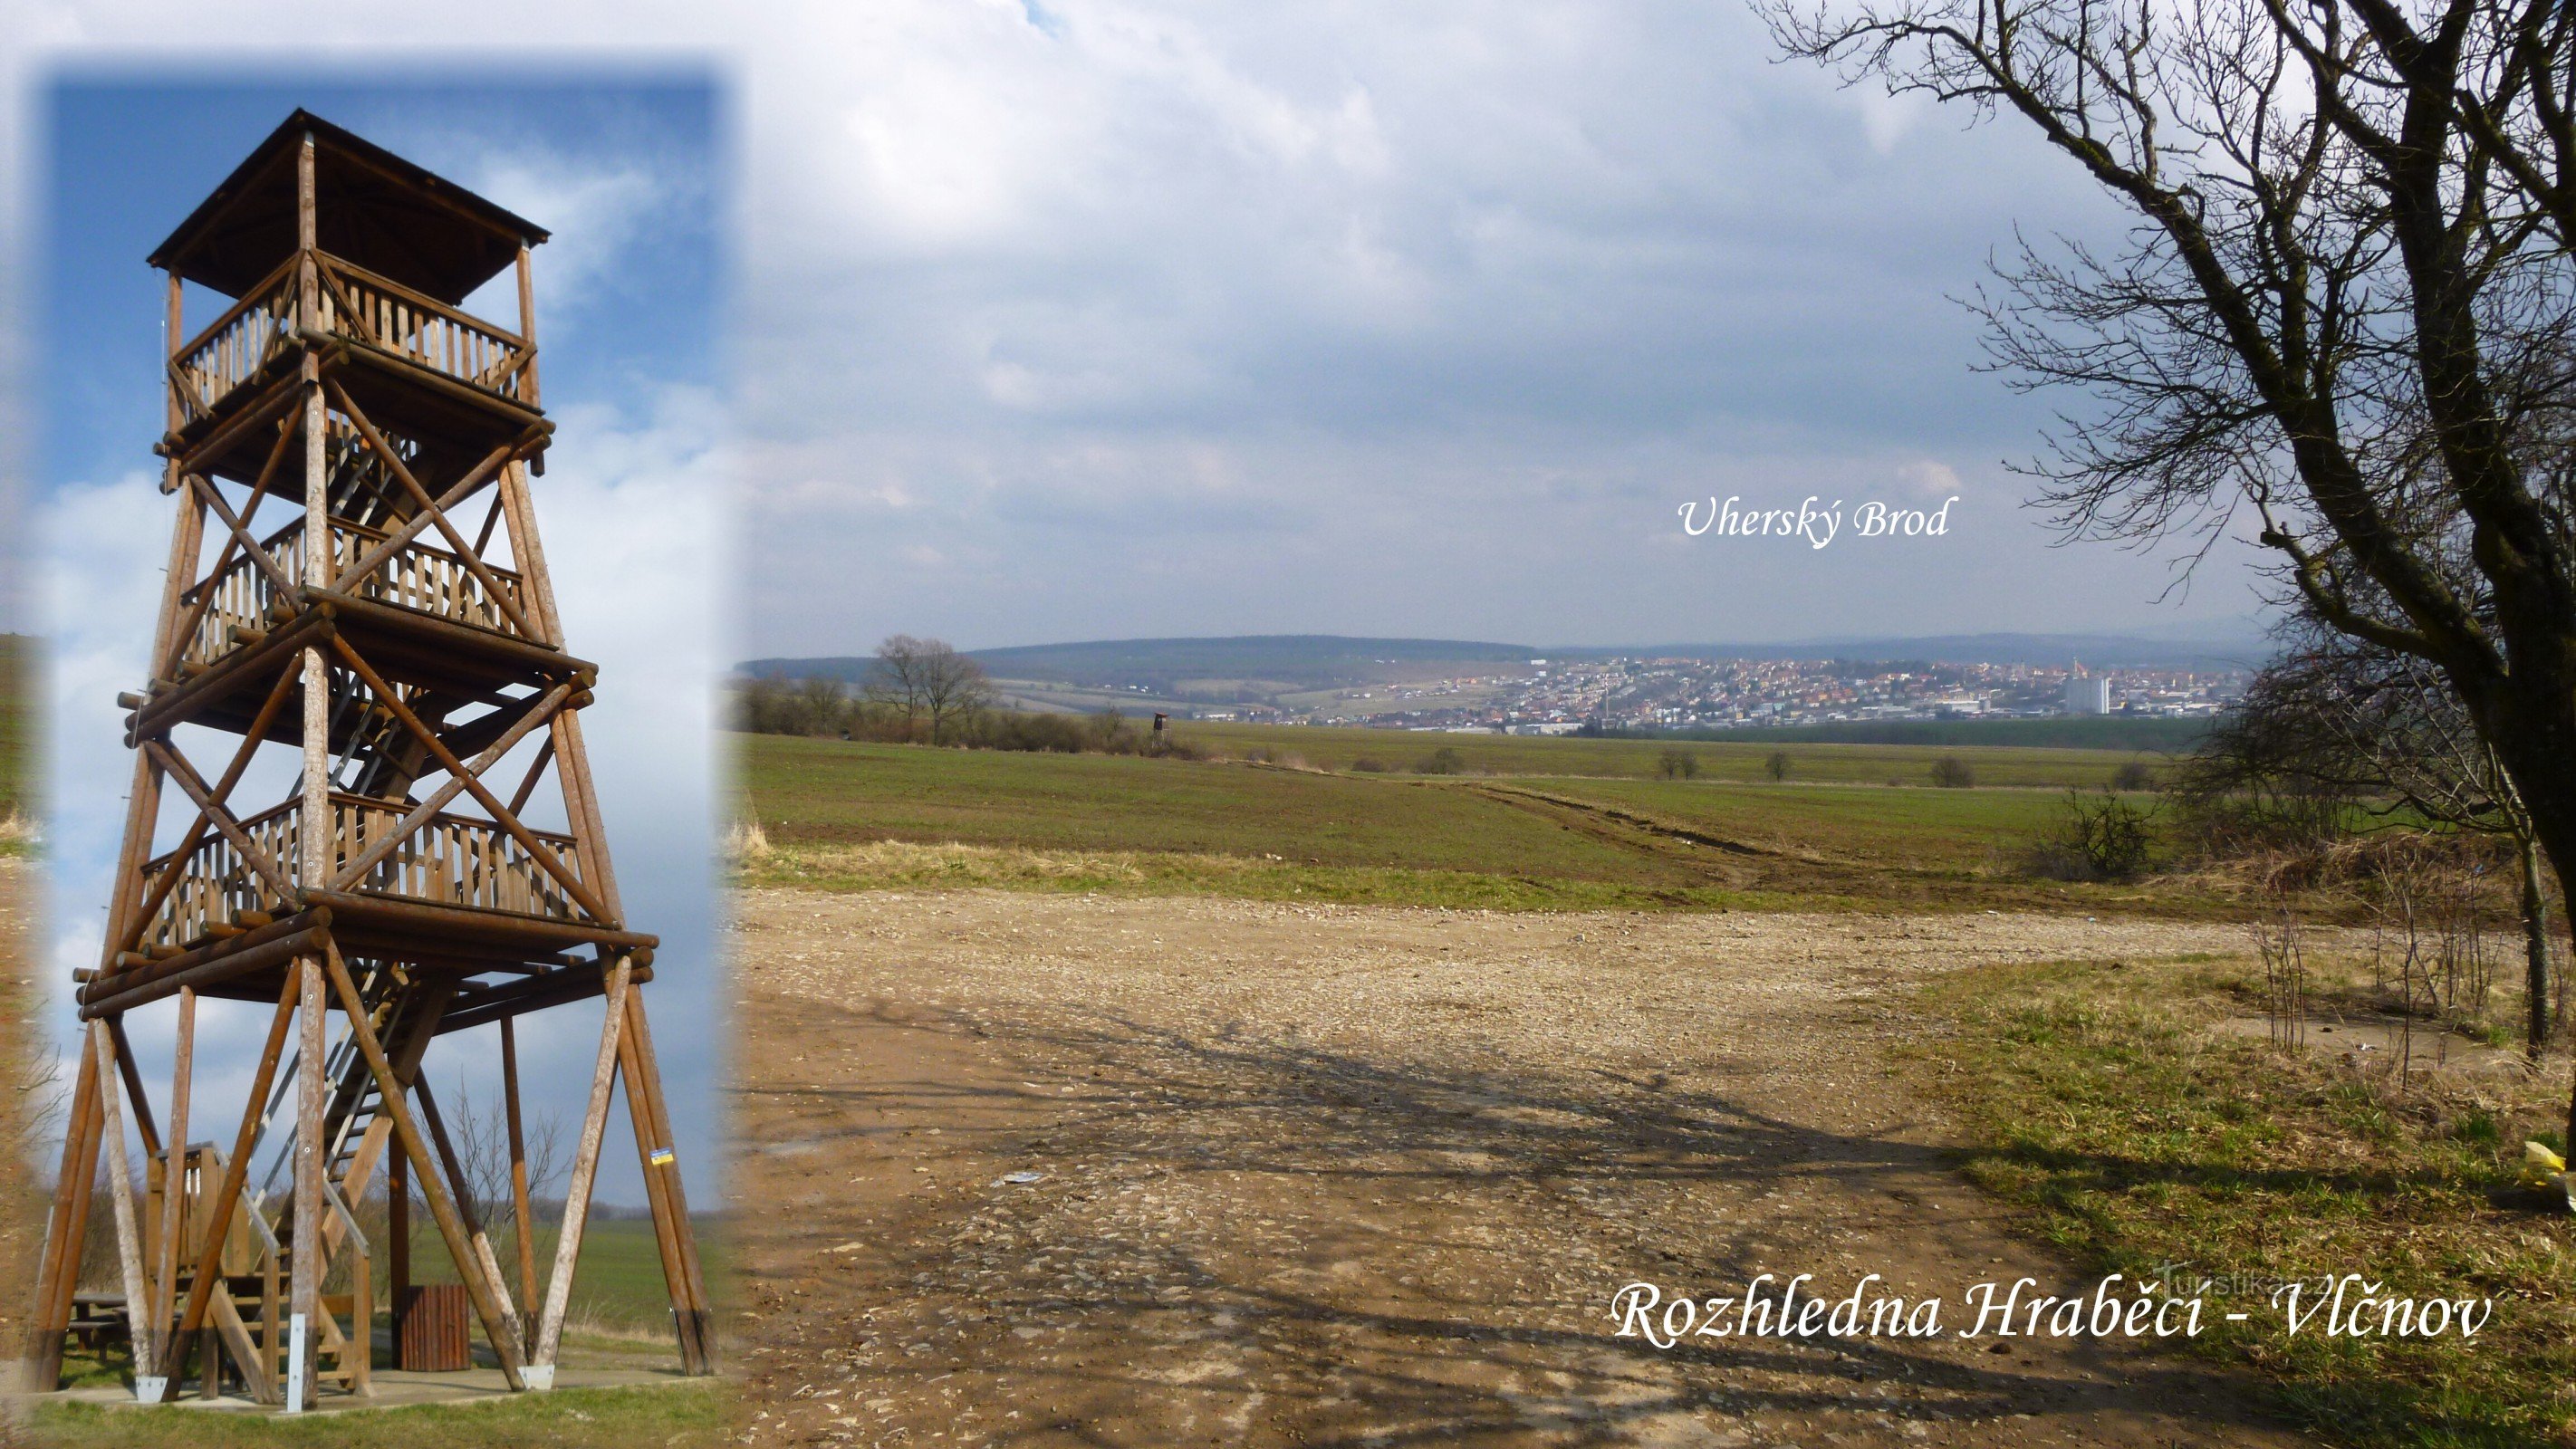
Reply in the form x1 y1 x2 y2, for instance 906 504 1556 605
16 111 716 1407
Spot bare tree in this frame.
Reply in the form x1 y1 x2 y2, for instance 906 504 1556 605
868 635 933 738
919 646 996 744
421 1075 567 1300
1767 0 2576 1134
870 635 995 744
2190 619 2560 1052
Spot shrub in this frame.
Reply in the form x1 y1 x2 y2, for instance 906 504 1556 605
2027 785 2158 880
1415 746 1466 775
1929 756 1975 788
974 711 1087 753
1658 749 1700 780
1764 750 1792 782
2111 760 2157 792
1350 756 1389 773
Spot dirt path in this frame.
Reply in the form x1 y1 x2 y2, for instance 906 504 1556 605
727 889 2317 1447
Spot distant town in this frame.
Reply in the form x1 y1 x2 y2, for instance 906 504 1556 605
1189 656 2249 734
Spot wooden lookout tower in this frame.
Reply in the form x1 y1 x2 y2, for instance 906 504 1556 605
17 111 716 1407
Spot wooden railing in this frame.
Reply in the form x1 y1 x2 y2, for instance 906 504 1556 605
170 256 303 421
332 794 582 922
313 254 533 402
168 250 533 422
138 794 584 953
179 513 532 672
137 799 303 954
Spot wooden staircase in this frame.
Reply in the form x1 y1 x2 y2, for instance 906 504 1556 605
144 964 418 1402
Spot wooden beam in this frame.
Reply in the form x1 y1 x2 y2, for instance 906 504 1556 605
411 1074 521 1330
123 667 301 955
91 1022 159 1384
287 955 324 1410
530 957 631 1383
16 1037 101 1390
329 679 575 891
106 1015 162 1158
320 946 525 1387
502 1018 537 1352
615 1003 699 1373
155 973 298 1400
328 636 609 922
149 990 197 1350
322 380 541 642
142 741 298 905
326 437 525 600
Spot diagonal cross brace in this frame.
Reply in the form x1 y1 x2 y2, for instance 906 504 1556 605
123 670 300 955
143 741 299 906
329 636 610 924
330 679 577 892
163 421 302 681
191 475 298 601
322 944 526 1388
322 381 541 642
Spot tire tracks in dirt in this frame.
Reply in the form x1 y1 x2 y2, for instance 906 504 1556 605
726 888 2317 1448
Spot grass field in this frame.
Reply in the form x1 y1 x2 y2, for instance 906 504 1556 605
1170 718 2171 787
736 732 2216 916
1913 953 2576 1447
26 1381 730 1448
385 1214 723 1336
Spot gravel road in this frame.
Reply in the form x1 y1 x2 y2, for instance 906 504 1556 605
726 888 2314 1448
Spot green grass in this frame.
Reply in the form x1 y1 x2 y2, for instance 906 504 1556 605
1911 954 2576 1447
25 1380 730 1447
389 1214 722 1335
736 733 2225 916
1519 776 2091 874
1171 718 2172 787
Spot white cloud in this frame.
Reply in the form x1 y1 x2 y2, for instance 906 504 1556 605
1897 458 1965 499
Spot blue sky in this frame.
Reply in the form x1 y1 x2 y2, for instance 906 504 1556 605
34 69 727 1209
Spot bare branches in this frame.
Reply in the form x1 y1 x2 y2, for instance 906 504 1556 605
1768 0 2576 953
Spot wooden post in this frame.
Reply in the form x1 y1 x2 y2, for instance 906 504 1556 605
622 991 715 1370
633 993 726 1379
90 1022 159 1393
351 1235 371 1396
156 974 298 1403
614 1013 697 1372
164 271 184 468
288 955 325 1410
501 1018 537 1352
150 988 196 1350
389 1142 409 1357
18 1034 104 1391
285 132 329 1414
514 245 539 408
530 958 633 1386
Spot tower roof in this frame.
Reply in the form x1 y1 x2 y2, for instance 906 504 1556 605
149 109 549 307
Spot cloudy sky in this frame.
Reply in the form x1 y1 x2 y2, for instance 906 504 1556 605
5 1 2278 664
30 73 724 1208
0 2 2294 1196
